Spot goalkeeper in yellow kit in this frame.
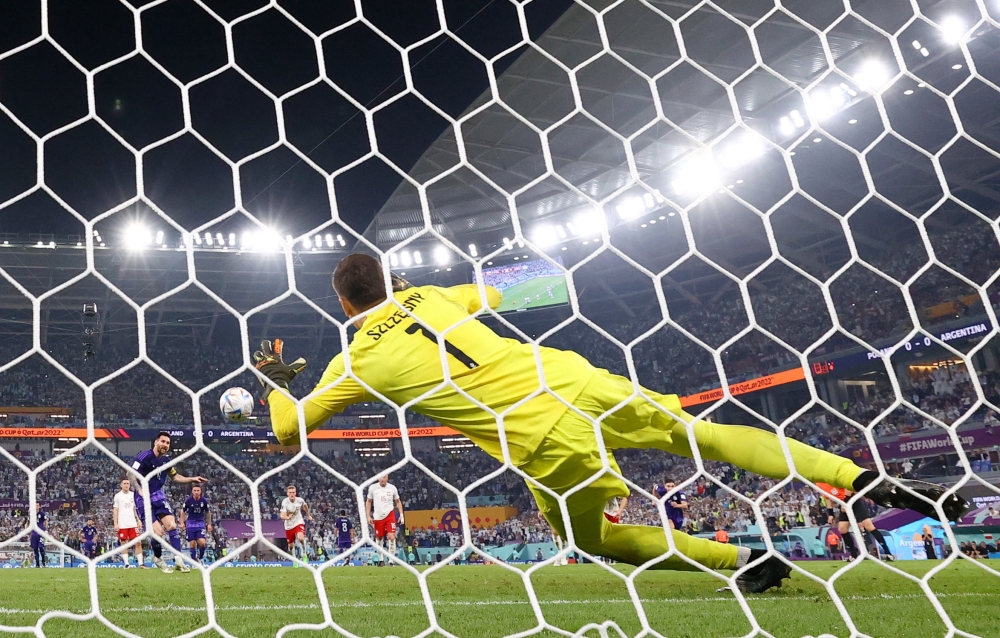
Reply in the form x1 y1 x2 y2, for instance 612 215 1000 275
256 254 967 592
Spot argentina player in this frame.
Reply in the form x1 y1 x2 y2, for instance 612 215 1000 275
132 432 207 573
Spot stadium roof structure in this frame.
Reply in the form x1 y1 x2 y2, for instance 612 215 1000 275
364 0 1000 308
0 244 346 350
1 0 998 350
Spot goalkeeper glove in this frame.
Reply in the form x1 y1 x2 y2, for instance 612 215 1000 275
252 339 306 392
391 272 411 292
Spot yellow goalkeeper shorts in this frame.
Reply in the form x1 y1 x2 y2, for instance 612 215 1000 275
519 368 683 530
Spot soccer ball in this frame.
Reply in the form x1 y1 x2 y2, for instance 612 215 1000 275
220 387 254 423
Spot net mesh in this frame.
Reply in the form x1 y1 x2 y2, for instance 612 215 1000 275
1 0 999 636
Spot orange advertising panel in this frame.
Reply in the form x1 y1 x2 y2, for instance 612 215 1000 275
678 367 806 408
815 482 847 500
924 294 979 320
405 506 519 531
0 427 113 439
307 426 460 439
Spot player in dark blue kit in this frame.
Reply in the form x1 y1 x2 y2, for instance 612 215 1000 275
29 510 46 568
653 479 688 530
82 518 99 560
180 484 213 564
132 432 207 574
334 510 354 554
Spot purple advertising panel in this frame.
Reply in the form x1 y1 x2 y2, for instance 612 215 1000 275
0 499 81 511
220 519 287 539
844 426 1000 462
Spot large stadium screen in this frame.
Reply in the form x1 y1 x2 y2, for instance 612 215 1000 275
480 258 570 313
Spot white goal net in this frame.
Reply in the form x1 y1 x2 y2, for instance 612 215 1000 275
1 0 999 637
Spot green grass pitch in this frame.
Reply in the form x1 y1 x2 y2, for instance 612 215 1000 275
1 560 997 637
496 275 568 313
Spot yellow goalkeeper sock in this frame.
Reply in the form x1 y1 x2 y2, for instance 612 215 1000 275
566 505 738 571
670 416 864 489
604 414 863 491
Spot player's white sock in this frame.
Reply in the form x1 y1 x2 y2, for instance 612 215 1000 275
388 538 396 559
734 546 752 569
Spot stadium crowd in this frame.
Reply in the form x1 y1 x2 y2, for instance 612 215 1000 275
2 233 999 562
5 234 994 427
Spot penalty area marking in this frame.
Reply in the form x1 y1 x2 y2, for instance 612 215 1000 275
0 592 993 615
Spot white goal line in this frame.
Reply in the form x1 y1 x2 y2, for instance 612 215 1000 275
0 591 991 615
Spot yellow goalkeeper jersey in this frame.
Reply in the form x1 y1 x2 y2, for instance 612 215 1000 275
267 284 597 464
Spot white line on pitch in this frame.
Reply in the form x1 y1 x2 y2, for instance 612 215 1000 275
0 592 995 615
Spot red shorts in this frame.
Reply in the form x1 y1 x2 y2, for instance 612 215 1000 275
603 512 621 524
118 527 138 542
374 512 396 538
285 524 305 544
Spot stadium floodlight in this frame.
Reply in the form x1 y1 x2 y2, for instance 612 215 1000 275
839 82 858 97
228 233 236 247
336 234 346 247
390 252 399 267
556 225 567 239
716 133 766 168
123 223 152 251
615 196 646 220
806 87 842 122
325 233 334 248
192 233 201 245
433 245 450 265
254 228 280 252
574 209 604 236
532 224 559 247
154 230 164 245
414 250 423 265
789 109 805 128
853 59 892 92
401 251 412 267
241 231 253 248
672 153 720 196
314 234 322 248
468 243 478 257
215 232 224 246
940 16 966 43
302 236 312 250
778 116 795 136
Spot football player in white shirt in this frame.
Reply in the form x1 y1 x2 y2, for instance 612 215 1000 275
280 485 313 562
366 474 404 563
113 478 144 568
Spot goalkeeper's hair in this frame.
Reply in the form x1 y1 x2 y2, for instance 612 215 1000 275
333 253 386 309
